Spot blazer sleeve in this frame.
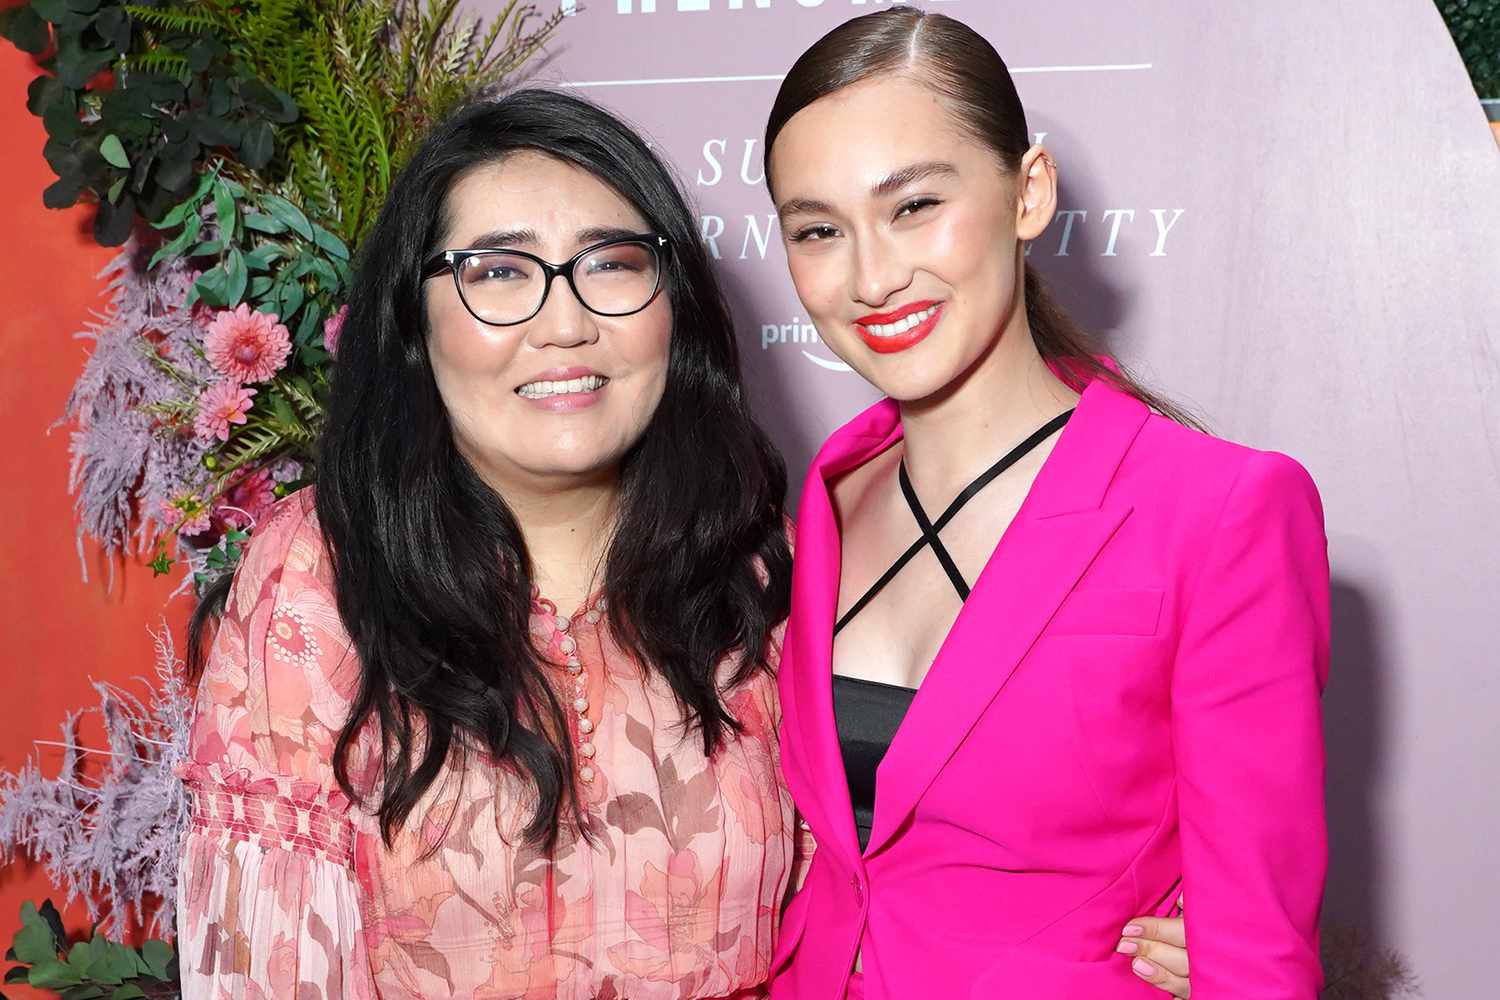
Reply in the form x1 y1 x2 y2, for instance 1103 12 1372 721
1171 450 1330 999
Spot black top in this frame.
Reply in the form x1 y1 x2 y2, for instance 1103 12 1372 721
832 674 917 851
829 409 1075 850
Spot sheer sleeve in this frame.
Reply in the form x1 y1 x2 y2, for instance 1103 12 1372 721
176 492 379 999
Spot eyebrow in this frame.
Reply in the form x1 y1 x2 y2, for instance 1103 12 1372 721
460 225 643 252
776 160 960 222
871 160 959 199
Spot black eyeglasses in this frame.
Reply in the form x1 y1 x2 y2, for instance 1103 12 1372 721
421 233 670 327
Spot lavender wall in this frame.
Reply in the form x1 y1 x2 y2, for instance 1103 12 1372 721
489 1 1498 993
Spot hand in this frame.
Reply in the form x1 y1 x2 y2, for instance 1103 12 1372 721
1116 894 1189 997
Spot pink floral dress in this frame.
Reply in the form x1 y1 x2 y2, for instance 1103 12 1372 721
177 490 797 998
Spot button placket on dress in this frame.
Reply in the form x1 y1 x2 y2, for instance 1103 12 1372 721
552 597 607 783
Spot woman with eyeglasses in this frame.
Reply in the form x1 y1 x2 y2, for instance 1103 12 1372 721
175 89 794 999
763 8 1329 1000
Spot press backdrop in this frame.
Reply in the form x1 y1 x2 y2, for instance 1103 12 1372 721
513 0 1499 996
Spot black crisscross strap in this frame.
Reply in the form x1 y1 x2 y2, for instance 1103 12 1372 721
833 408 1074 636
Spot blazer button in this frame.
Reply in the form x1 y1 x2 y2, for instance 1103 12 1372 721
851 876 864 905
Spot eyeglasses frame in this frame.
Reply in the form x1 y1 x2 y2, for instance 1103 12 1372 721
420 232 672 328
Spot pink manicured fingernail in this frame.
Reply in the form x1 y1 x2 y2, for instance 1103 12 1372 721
1121 924 1145 937
1116 939 1139 955
1132 958 1155 977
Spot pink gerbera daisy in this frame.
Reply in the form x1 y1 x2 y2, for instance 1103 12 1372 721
323 304 348 357
194 382 257 442
161 492 213 537
218 467 278 530
204 303 292 383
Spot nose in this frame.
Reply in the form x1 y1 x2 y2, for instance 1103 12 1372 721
523 273 599 351
849 229 912 308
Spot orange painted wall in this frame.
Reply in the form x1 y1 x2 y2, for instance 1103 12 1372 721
0 39 190 998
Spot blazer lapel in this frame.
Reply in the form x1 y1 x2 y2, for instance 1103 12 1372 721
863 381 1151 856
780 401 904 868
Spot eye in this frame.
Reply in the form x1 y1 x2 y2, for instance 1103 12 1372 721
789 224 839 243
895 197 941 220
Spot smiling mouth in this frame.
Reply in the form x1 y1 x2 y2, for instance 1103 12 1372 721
516 374 609 399
854 303 943 354
858 304 940 339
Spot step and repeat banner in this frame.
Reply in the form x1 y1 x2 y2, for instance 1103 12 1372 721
501 1 1496 995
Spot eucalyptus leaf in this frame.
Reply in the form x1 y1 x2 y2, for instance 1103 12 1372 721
94 5 128 49
212 180 237 234
240 119 274 169
6 964 29 982
155 154 195 193
295 301 323 345
244 243 284 271
94 193 135 246
260 194 314 241
277 277 305 320
42 175 84 209
111 985 146 999
225 248 248 305
107 176 125 202
31 0 71 22
99 134 129 169
154 179 212 229
307 257 339 290
249 275 274 297
41 101 80 143
195 265 232 308
244 212 287 235
0 5 51 55
26 76 69 117
310 224 349 260
65 0 102 14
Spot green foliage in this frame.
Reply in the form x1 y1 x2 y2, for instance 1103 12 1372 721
0 900 177 999
1440 0 1500 98
1 0 303 244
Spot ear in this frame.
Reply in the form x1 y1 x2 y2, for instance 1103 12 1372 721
1015 144 1058 242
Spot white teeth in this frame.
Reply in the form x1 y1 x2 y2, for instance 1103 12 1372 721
863 304 938 338
517 374 607 398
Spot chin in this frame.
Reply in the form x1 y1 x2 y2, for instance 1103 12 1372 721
849 355 965 405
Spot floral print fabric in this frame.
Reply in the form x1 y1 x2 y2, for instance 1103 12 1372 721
177 490 796 998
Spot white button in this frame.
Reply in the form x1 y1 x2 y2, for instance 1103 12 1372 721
555 615 570 632
585 610 600 624
560 637 576 653
579 742 596 758
574 697 588 713
567 660 582 674
579 718 594 735
579 766 595 782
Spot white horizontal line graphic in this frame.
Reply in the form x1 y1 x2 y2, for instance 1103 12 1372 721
564 64 1153 89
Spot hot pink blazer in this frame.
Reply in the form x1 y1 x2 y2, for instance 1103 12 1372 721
769 379 1330 999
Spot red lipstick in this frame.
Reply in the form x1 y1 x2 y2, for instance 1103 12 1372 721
854 300 943 354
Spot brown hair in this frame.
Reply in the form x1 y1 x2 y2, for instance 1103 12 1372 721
763 6 1197 427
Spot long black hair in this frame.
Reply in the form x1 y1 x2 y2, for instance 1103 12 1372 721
764 6 1197 426
195 89 792 850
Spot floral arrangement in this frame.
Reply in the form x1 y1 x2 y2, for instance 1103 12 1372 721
0 0 559 994
1 0 560 588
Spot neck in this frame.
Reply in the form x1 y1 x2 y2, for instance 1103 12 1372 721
485 463 622 606
898 311 1078 498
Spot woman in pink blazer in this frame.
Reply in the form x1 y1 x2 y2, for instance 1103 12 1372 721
762 10 1329 1000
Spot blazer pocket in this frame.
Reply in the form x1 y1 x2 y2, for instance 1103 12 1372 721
1048 587 1164 637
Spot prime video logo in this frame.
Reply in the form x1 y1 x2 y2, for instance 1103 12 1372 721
591 0 959 13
